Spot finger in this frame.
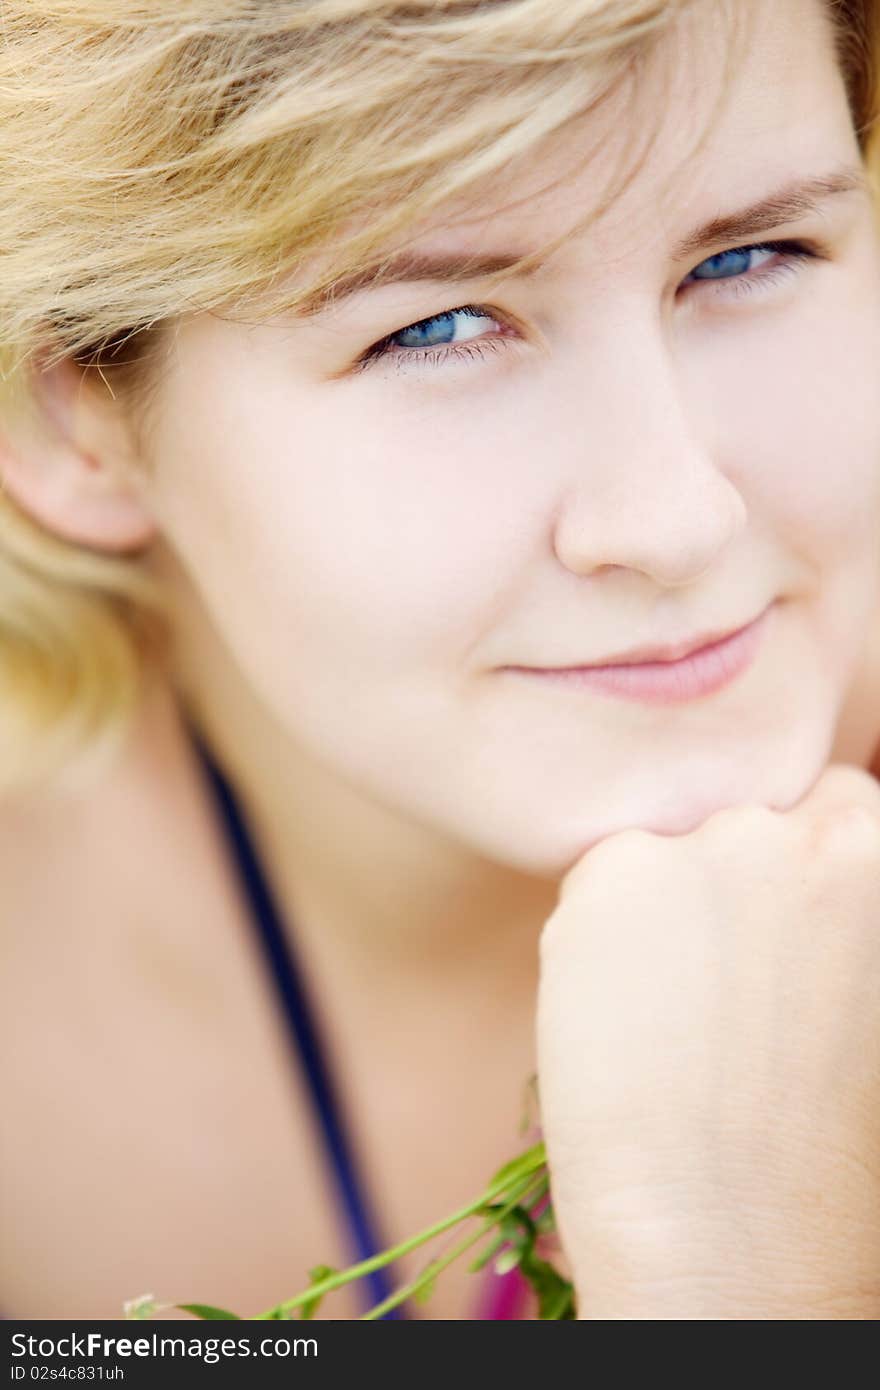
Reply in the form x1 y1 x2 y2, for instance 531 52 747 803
791 761 880 822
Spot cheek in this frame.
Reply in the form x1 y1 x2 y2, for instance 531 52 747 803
228 371 564 666
148 359 552 704
706 294 880 564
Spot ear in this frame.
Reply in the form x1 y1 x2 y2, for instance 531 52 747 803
0 352 157 552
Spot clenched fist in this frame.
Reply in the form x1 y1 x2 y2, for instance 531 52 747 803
536 763 880 1319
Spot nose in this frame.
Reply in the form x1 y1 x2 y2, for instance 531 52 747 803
552 326 747 588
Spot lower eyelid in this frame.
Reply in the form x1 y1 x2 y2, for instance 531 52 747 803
704 258 802 300
362 332 513 373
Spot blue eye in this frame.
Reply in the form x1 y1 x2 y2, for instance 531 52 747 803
688 246 761 280
683 239 813 287
388 305 493 350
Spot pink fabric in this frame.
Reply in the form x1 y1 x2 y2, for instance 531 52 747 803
476 1262 533 1319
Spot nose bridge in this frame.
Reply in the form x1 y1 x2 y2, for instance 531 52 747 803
552 314 747 587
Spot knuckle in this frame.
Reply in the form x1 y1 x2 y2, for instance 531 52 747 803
809 803 880 861
807 764 880 816
697 801 779 841
558 826 657 900
815 763 880 798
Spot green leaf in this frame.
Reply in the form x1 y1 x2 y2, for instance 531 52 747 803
122 1294 163 1321
516 1250 576 1321
487 1141 546 1191
175 1304 241 1321
544 1285 576 1320
413 1273 437 1306
471 1194 544 1283
534 1204 557 1236
297 1264 339 1321
541 1278 576 1320
507 1206 538 1243
468 1228 508 1274
494 1247 523 1277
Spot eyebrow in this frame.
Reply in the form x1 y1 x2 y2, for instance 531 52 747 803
303 250 534 315
671 163 869 259
304 164 870 313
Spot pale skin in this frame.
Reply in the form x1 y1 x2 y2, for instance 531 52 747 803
3 0 880 1317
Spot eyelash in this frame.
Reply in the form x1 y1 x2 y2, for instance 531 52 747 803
354 239 821 373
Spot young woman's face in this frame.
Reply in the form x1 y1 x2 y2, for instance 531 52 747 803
138 0 880 876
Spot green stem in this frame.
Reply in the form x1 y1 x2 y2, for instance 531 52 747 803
253 1149 548 1320
359 1170 550 1321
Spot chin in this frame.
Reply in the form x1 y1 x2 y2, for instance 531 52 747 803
490 737 835 882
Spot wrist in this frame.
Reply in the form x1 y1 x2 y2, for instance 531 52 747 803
566 1199 880 1320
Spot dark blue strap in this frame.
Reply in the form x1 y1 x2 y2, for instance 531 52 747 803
186 718 408 1319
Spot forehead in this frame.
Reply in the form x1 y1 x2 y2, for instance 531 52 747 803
298 0 855 304
420 0 848 255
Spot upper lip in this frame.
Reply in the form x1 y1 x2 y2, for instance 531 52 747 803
509 606 768 670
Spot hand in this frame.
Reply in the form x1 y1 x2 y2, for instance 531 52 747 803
536 763 880 1319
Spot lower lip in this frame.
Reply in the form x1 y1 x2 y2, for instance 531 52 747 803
504 604 773 704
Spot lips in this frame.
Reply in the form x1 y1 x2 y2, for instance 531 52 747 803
499 603 774 705
509 606 772 672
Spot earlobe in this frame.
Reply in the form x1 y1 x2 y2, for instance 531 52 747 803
0 354 157 553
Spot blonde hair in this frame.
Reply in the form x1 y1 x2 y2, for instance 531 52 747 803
0 0 877 794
